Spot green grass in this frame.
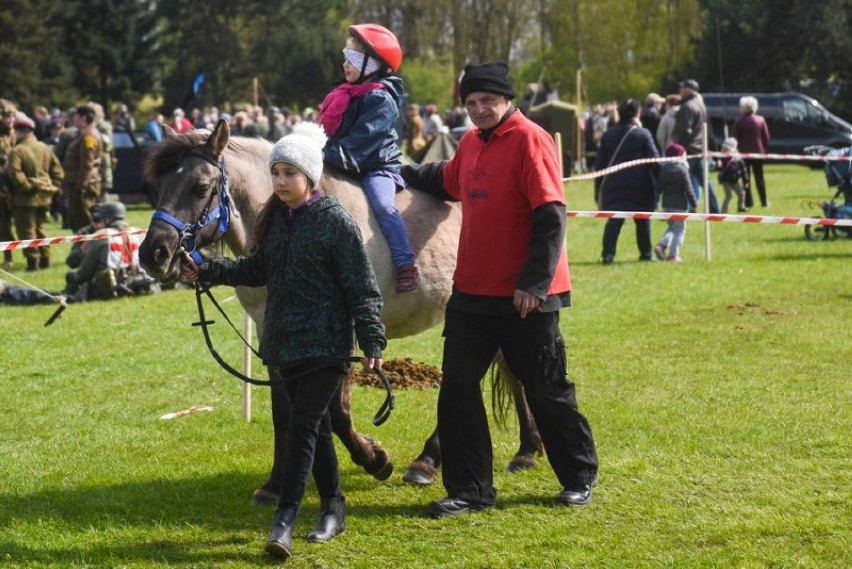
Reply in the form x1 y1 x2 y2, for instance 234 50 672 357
1 165 850 568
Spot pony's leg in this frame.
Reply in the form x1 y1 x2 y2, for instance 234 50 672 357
495 349 545 472
329 372 393 481
401 427 441 485
252 366 291 506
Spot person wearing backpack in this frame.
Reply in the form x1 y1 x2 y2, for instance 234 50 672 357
6 115 63 271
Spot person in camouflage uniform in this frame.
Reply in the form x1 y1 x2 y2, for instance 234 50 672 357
7 115 64 270
0 98 18 267
61 105 103 231
88 101 114 201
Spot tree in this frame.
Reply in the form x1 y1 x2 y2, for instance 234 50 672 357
60 0 160 113
0 0 72 112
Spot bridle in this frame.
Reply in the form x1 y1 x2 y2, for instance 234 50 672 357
152 147 394 426
151 148 232 265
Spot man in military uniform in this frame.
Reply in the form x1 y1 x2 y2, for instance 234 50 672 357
65 201 154 300
0 98 18 267
61 105 103 231
7 116 63 271
88 101 114 202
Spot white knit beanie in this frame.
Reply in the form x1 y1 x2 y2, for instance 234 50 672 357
268 122 328 188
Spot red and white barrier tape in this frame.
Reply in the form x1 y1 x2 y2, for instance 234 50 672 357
0 228 147 252
2 209 850 254
566 150 850 183
567 210 852 226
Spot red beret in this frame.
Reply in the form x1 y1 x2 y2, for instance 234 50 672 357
13 116 35 130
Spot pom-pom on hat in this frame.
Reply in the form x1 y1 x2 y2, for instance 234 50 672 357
459 61 516 104
665 142 686 157
269 122 328 189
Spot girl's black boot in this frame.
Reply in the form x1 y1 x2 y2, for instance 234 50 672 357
307 496 345 543
266 507 298 559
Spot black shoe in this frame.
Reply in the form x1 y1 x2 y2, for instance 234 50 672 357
265 507 297 559
601 255 614 265
307 496 345 543
39 258 51 269
557 473 598 507
427 497 494 518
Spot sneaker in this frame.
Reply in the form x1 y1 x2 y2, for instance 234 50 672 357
396 265 420 292
666 256 682 263
653 244 666 260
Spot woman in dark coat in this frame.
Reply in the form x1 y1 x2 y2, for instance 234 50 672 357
594 98 660 264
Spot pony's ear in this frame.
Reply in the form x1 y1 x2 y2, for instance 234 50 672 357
206 119 231 157
163 124 178 138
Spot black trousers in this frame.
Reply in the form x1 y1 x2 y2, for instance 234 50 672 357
277 361 346 510
602 217 652 260
744 159 767 207
437 308 598 506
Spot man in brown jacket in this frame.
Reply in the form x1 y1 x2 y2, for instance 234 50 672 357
0 98 17 267
62 105 103 231
7 116 64 270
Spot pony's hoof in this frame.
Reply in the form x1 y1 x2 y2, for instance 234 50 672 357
364 448 394 481
505 455 539 473
252 487 281 507
402 462 438 485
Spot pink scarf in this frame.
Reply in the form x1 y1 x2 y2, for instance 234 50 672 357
319 82 385 138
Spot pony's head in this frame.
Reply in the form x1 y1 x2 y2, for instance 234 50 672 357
139 120 248 281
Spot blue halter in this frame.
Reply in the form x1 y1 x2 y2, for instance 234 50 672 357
151 149 231 265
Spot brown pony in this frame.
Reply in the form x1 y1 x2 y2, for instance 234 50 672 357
138 120 543 504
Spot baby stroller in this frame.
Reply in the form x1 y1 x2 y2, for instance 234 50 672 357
804 145 852 240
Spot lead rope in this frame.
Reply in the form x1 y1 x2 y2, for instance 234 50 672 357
191 281 394 426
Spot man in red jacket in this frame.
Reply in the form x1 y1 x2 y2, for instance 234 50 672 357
402 61 598 517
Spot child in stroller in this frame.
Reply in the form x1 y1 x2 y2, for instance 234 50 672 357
804 145 852 240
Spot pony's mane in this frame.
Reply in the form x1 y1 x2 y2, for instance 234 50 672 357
143 131 271 185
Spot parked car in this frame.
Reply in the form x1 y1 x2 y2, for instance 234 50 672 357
703 92 852 159
112 130 158 205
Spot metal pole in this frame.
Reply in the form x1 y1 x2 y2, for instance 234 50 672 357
242 311 253 422
555 132 564 180
703 122 712 261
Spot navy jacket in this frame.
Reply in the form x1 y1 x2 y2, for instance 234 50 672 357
594 122 659 211
324 76 404 176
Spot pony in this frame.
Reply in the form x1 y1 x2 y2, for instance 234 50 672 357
138 120 543 504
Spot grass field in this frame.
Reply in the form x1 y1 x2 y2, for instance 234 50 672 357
1 164 850 568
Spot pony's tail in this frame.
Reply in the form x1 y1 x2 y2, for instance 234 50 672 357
490 362 513 430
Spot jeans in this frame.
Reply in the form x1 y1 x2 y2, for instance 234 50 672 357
658 208 687 259
720 181 746 213
687 158 720 214
277 361 346 510
361 173 415 268
437 308 598 505
602 218 652 260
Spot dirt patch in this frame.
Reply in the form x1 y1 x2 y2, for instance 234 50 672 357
727 302 796 317
351 357 441 390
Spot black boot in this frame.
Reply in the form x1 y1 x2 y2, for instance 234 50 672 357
307 496 345 543
25 258 38 272
265 507 298 559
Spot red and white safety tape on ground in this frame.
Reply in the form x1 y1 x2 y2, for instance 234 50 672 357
0 228 147 252
705 151 852 162
159 405 213 420
567 210 852 226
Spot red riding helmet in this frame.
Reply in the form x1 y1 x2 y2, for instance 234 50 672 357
349 24 403 74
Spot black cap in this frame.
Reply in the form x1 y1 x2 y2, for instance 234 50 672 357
459 62 516 103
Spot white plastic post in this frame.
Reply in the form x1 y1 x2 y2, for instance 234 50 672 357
242 311 253 422
555 132 564 178
703 123 712 261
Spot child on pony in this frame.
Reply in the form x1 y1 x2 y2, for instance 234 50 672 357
320 23 419 292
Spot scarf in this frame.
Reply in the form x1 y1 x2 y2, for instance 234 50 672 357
319 81 385 138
